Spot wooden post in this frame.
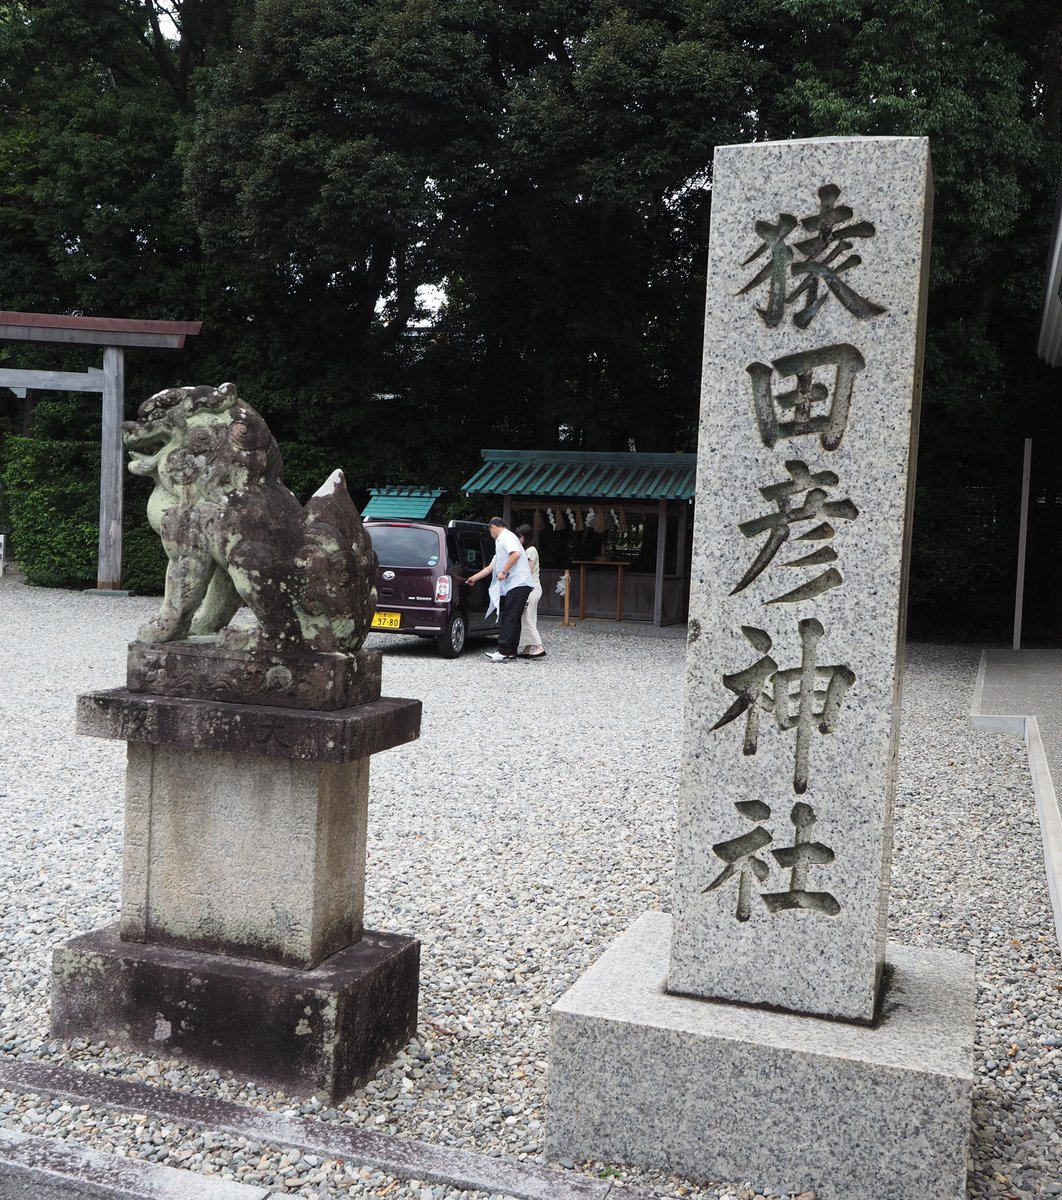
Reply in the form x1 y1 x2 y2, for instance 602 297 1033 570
652 499 667 626
1013 437 1033 650
676 501 689 580
562 569 573 626
97 346 125 590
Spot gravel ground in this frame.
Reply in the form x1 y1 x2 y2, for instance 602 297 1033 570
0 570 1059 1199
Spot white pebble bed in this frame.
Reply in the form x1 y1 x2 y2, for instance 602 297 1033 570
0 571 1059 1200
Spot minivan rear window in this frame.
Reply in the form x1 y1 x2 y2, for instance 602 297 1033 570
368 525 442 567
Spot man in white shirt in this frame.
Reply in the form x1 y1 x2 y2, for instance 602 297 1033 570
465 517 533 661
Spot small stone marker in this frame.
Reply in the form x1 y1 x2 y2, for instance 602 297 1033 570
669 135 933 1022
546 138 976 1200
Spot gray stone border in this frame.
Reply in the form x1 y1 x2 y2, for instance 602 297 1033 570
0 1127 272 1198
969 650 1062 952
0 1058 659 1200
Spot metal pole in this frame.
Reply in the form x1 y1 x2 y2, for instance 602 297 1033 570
1013 437 1033 650
97 346 125 589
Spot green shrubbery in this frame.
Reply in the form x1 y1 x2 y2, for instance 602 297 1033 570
1 434 99 588
1 412 167 595
275 441 356 506
0 422 348 597
119 506 168 596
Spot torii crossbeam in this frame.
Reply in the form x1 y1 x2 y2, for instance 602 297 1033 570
0 311 201 590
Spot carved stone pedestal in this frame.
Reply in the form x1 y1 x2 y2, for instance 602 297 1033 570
52 651 422 1100
126 640 383 711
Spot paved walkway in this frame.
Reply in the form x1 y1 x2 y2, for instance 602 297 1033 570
971 649 1062 950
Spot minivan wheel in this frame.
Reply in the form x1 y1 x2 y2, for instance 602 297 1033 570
437 611 467 658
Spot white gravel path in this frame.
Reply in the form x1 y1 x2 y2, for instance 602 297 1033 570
0 571 1059 1199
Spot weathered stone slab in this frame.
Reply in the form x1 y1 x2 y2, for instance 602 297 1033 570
0 1060 630 1200
127 639 382 710
546 912 974 1200
52 926 420 1102
669 137 933 1021
120 744 369 968
77 688 421 762
0 1128 271 1199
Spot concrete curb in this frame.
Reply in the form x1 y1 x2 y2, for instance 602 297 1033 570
0 1059 660 1200
969 650 1062 952
0 1127 273 1199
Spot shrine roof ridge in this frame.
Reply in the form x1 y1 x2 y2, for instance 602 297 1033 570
463 449 696 502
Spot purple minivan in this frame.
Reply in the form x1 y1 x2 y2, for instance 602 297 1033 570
365 519 498 657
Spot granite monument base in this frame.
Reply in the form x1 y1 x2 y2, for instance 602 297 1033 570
546 912 974 1200
52 925 419 1102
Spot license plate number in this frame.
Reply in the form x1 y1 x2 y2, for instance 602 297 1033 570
371 610 401 630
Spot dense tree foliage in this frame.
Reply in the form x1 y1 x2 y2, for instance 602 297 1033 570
0 0 1059 631
410 0 773 453
758 0 1062 635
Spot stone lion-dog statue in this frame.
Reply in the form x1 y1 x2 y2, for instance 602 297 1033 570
123 382 377 654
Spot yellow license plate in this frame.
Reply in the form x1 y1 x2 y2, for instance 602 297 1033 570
371 610 402 630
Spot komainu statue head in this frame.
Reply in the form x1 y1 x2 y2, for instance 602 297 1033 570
123 383 376 654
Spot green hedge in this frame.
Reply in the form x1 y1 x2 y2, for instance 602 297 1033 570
2 435 100 588
0 427 367 596
0 435 167 594
276 440 356 506
120 506 168 596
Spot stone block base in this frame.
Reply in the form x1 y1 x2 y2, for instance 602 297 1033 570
126 641 382 710
77 689 421 762
52 926 419 1101
118 743 371 969
545 912 974 1200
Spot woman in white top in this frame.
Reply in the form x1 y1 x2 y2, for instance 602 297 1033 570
515 525 545 658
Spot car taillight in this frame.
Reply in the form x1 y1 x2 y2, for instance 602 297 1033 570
435 575 452 603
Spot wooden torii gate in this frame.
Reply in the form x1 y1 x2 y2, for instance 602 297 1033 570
0 311 201 590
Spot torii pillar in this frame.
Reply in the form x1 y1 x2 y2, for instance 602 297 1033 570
0 312 201 590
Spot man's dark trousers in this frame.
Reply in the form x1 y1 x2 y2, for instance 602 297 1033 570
497 586 532 656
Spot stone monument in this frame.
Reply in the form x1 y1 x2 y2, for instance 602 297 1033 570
546 138 975 1199
51 383 422 1100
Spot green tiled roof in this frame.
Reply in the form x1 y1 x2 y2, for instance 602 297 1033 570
361 486 443 519
461 450 696 502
